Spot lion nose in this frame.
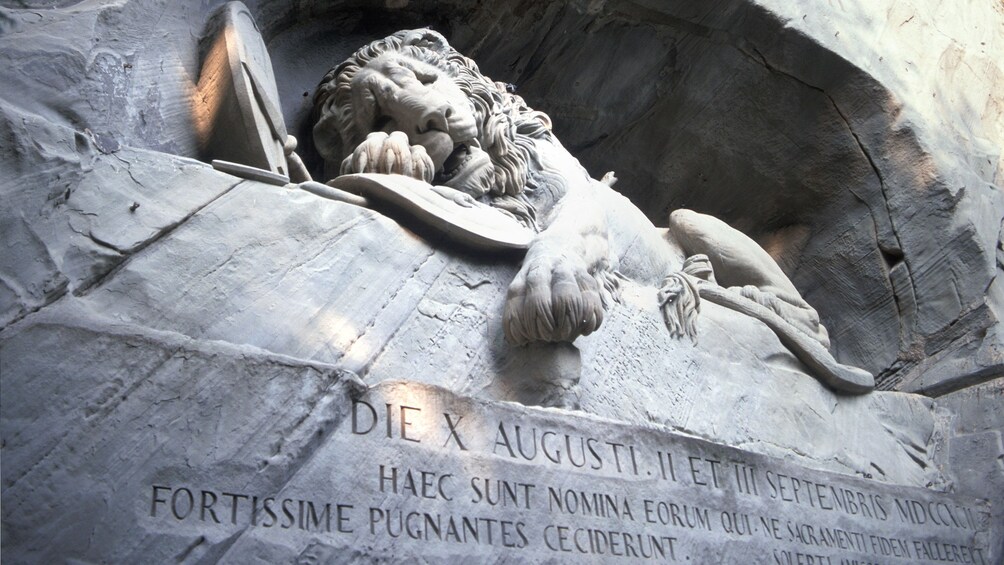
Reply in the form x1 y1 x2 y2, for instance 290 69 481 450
416 106 451 135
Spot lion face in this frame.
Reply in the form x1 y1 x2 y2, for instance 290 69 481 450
343 53 496 196
315 29 551 201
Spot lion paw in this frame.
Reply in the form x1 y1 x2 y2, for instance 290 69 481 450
504 253 606 345
731 285 782 313
340 131 435 182
728 284 829 347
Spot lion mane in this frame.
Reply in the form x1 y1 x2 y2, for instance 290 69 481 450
313 29 554 209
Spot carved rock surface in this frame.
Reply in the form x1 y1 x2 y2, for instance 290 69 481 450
4 177 945 478
0 103 241 327
1 177 960 561
1 0 1002 562
435 0 1004 393
934 379 1004 561
3 0 999 391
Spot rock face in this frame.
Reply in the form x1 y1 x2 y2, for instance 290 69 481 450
439 0 1004 393
3 0 999 390
2 177 941 478
1 0 1001 562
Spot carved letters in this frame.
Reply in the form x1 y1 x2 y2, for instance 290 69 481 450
146 382 989 563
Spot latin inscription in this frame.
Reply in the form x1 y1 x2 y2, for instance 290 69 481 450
145 382 991 563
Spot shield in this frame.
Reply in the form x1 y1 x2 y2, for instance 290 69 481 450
194 1 289 178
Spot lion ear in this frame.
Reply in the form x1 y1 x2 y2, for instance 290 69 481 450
405 28 449 52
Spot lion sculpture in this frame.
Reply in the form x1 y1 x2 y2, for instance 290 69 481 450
310 29 872 393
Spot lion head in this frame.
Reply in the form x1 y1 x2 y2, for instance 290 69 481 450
313 29 553 202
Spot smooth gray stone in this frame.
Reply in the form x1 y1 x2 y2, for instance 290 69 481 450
1 302 356 564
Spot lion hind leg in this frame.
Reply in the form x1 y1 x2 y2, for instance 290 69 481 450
668 209 807 306
668 209 830 344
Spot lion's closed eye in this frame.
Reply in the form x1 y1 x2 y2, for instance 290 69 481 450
364 89 396 132
413 69 437 86
398 58 439 86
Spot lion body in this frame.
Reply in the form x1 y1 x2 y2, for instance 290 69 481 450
313 28 829 350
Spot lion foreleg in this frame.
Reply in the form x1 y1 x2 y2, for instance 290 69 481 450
504 182 618 345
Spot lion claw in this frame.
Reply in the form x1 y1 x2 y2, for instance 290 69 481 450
340 131 435 182
503 253 606 345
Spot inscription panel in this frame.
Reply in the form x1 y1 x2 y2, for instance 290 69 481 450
145 381 991 563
